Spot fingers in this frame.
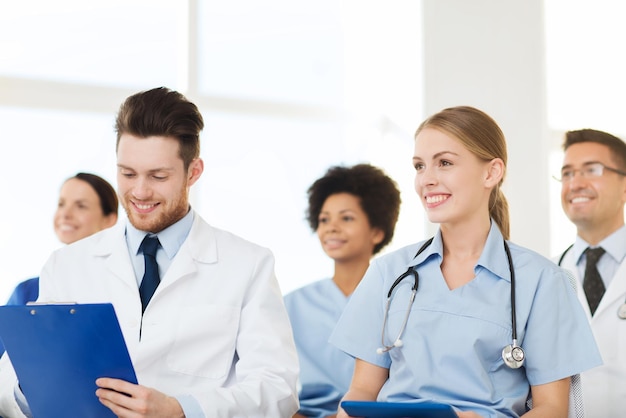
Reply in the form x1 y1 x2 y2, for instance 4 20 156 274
96 377 135 395
95 378 183 418
96 378 147 416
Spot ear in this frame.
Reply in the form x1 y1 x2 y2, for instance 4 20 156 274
104 213 118 229
484 158 505 188
371 227 385 246
187 158 204 187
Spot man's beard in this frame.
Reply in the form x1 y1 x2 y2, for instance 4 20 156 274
123 191 189 233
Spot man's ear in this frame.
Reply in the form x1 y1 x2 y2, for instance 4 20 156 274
187 158 204 186
620 175 626 205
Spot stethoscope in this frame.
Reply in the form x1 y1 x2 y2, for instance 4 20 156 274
558 244 626 319
377 237 526 369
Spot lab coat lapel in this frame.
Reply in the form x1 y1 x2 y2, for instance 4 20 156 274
95 224 138 290
560 249 593 319
593 259 626 318
159 247 197 287
158 215 218 288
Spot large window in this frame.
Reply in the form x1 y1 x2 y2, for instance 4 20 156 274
5 1 624 301
0 1 423 300
0 1 184 88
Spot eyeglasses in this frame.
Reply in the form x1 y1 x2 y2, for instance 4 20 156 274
554 162 626 183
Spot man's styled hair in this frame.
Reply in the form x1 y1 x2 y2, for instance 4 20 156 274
564 129 626 170
115 87 204 169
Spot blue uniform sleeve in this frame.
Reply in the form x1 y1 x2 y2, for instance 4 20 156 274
285 280 356 418
6 278 39 306
329 260 392 369
522 264 602 385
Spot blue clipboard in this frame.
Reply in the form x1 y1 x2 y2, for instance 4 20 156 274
0 303 137 418
341 400 457 418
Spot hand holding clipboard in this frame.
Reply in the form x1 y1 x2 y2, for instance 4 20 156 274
0 303 136 418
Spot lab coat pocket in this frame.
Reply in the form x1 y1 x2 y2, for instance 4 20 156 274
167 304 240 379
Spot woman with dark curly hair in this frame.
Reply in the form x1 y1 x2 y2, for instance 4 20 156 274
284 163 401 418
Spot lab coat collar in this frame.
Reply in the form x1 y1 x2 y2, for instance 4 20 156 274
89 211 219 287
177 214 218 265
89 223 136 288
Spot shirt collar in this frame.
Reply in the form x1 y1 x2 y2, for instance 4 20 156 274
573 224 626 266
476 222 511 282
410 220 511 282
126 208 195 260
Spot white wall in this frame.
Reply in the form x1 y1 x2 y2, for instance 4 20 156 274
421 0 551 253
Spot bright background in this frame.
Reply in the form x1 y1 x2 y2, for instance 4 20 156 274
0 0 625 300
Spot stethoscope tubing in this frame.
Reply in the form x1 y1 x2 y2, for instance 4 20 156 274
504 239 518 342
378 237 525 368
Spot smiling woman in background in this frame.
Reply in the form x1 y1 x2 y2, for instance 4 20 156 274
284 163 401 418
6 172 118 305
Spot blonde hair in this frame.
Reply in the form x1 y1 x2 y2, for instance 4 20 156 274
415 106 510 239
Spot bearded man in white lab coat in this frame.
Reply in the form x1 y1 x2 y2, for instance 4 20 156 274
555 128 626 417
0 87 299 418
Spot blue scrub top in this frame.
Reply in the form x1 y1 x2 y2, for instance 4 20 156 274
329 223 602 417
1 278 40 356
284 279 353 418
6 277 39 306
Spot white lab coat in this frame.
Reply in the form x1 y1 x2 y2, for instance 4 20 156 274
0 214 299 418
558 249 626 417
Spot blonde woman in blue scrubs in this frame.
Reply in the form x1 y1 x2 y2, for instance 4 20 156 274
285 164 401 418
330 107 602 418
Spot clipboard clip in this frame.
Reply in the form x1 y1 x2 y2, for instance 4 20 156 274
25 302 79 315
26 301 78 305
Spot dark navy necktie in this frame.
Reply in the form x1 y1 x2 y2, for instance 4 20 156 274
583 247 605 316
139 235 161 313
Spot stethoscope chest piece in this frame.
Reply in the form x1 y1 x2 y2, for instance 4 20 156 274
502 343 525 369
617 304 626 319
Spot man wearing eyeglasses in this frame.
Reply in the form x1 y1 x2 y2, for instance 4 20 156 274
555 128 626 416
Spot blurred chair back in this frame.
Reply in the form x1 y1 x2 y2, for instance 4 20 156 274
525 374 584 418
